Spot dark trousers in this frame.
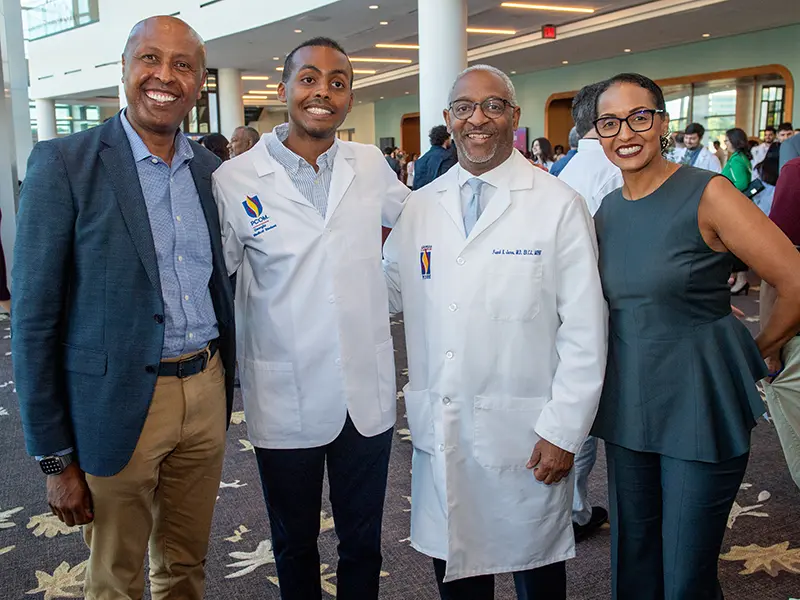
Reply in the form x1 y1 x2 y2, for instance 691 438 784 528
606 443 749 600
254 415 393 600
433 558 566 600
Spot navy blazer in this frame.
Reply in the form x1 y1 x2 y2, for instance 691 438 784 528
12 114 236 477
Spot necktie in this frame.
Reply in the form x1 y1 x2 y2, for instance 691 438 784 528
464 178 484 236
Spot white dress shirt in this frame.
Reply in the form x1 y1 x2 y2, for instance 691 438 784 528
558 139 623 216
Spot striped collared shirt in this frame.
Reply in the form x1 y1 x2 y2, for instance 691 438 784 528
120 111 218 358
266 122 338 218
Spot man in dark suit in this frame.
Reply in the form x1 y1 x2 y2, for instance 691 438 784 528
13 16 234 600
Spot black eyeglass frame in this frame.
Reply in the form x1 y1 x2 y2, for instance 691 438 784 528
448 97 517 121
593 109 667 138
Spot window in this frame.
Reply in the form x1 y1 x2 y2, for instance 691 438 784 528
692 81 737 146
182 69 220 135
22 0 99 41
759 85 785 135
664 86 690 134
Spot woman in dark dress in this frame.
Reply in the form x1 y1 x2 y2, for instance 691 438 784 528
590 73 800 599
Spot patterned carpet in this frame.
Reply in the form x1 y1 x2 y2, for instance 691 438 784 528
1 288 800 599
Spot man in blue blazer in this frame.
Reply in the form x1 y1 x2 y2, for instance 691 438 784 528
13 16 234 600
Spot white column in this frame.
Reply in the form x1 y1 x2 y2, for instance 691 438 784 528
35 99 57 141
118 80 128 111
218 68 244 139
418 0 467 153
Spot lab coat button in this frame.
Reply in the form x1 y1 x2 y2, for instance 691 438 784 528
443 397 451 405
328 295 336 303
457 257 465 265
448 303 457 312
335 358 342 366
438 444 445 452
445 351 454 359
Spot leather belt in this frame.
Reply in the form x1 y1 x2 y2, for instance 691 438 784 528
159 339 219 379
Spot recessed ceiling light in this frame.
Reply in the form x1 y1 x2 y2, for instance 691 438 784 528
467 27 517 35
379 96 384 99
294 29 302 33
624 48 631 52
510 70 517 74
273 56 280 61
358 100 362 104
369 4 379 8
380 21 388 25
702 33 711 38
353 69 377 74
562 60 569 64
242 76 270 80
350 57 412 64
376 43 420 49
405 91 409 94
501 2 595 13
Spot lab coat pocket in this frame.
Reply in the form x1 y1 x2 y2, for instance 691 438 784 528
485 260 543 321
376 338 397 413
241 359 302 436
403 386 435 454
473 396 545 470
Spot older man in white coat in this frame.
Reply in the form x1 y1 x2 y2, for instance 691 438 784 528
383 65 608 599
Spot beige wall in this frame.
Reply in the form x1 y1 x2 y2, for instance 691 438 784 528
340 102 376 146
252 109 287 134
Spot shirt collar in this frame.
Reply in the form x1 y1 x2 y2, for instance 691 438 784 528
268 122 339 175
577 138 603 152
456 151 515 190
119 109 194 165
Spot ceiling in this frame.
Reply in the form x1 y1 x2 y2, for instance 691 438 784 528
203 0 652 106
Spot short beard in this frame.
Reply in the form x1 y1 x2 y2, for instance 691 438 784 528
455 137 498 164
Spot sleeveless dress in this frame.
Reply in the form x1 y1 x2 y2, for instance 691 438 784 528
591 166 767 463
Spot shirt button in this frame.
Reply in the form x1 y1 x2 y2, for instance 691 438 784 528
443 397 451 405
188 332 194 340
178 256 183 262
446 351 454 359
328 295 335 304
438 444 445 452
150 158 158 164
457 257 465 265
449 303 458 312
176 216 182 222
184 295 189 301
153 314 164 324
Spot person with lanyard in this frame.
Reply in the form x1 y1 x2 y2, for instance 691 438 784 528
212 37 409 599
679 123 721 172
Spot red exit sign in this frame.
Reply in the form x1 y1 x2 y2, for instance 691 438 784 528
542 24 557 39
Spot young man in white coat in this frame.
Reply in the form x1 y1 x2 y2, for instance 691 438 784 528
212 38 409 599
680 123 722 173
383 65 608 599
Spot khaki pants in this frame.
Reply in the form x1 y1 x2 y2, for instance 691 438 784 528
764 336 800 491
83 350 227 600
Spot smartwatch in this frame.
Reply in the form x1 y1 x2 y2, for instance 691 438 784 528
39 453 74 476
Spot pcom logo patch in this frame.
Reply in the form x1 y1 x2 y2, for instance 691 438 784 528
243 195 263 218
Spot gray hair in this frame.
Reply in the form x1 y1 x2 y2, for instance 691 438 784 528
572 82 601 138
447 64 518 106
568 126 580 149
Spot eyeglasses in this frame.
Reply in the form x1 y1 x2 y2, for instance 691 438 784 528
449 97 515 120
593 109 666 138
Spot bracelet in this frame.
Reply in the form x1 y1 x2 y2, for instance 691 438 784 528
768 366 785 379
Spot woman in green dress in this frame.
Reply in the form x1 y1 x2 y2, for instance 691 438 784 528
590 73 800 600
721 127 753 192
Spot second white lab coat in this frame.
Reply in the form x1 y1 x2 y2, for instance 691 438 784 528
383 151 608 581
213 133 409 449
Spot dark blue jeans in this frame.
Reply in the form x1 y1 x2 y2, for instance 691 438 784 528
433 558 566 600
254 415 393 600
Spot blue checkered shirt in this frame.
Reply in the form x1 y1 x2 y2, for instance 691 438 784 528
267 123 337 218
120 111 218 358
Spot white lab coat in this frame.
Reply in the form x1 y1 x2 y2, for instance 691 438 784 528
676 146 722 173
383 151 608 581
213 134 409 448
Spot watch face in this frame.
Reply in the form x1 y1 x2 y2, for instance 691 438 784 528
40 457 64 475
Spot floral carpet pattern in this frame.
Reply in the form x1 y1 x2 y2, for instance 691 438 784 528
1 290 800 599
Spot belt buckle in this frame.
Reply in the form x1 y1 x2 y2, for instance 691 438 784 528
176 359 188 379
